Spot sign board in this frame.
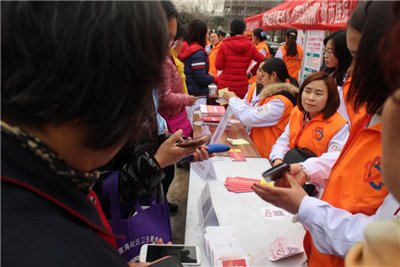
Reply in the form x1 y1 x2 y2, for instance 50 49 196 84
192 159 217 181
210 106 233 145
299 30 325 83
198 183 219 229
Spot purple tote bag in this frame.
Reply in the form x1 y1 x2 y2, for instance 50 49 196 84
102 171 173 263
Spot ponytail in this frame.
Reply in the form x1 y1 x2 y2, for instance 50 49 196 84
288 76 299 87
253 28 267 41
285 28 298 57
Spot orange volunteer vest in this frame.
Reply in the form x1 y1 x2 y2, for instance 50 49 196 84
280 44 304 81
246 82 257 103
288 107 347 157
341 76 364 125
248 41 270 84
304 113 388 267
248 85 294 159
208 42 221 76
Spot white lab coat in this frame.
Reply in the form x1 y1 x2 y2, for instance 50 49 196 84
298 193 400 257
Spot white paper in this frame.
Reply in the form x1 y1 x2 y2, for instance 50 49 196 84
210 106 233 145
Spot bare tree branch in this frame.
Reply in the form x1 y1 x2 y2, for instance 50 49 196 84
173 0 223 23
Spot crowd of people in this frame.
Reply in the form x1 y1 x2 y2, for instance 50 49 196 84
1 1 399 267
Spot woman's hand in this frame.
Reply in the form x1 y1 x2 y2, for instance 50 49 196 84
189 146 216 162
126 239 172 267
252 173 307 214
222 91 237 100
188 95 197 106
272 163 307 188
154 130 201 168
288 163 307 186
272 159 283 166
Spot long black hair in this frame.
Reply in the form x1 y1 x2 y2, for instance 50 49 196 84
262 58 299 87
285 28 298 57
347 1 395 114
323 30 353 86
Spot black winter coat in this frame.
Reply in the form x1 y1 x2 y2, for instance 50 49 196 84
1 134 127 267
93 117 168 219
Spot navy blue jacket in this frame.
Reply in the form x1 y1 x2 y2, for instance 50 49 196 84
178 42 216 97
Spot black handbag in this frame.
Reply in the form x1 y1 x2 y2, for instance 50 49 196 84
283 147 317 164
283 113 319 197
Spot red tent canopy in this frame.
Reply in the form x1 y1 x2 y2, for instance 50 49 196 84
245 0 358 33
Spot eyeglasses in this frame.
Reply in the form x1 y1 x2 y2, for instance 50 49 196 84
323 49 334 56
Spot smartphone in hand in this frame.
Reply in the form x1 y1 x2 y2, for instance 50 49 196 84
262 163 290 182
140 244 201 266
175 135 210 148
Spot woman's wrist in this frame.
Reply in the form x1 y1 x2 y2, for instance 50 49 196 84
272 158 283 165
300 164 310 182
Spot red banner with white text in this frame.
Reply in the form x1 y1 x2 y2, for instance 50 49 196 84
245 0 358 32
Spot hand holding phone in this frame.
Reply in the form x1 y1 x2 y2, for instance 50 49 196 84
262 163 290 182
155 131 207 169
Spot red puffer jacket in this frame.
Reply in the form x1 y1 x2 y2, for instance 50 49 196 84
215 36 265 99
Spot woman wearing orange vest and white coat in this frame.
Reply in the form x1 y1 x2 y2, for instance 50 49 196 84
322 30 356 125
270 72 350 191
252 3 397 267
275 28 304 81
248 28 270 85
222 58 298 159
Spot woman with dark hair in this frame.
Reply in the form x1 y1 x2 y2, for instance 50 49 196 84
215 18 265 99
222 58 298 158
248 28 271 85
275 28 304 81
208 31 222 76
1 1 180 266
323 30 355 124
346 6 400 266
270 72 349 184
217 30 226 41
252 2 398 267
178 19 217 98
158 15 196 137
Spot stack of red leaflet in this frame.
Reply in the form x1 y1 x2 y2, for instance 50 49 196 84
200 104 225 118
201 116 222 125
224 177 260 193
200 104 230 128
